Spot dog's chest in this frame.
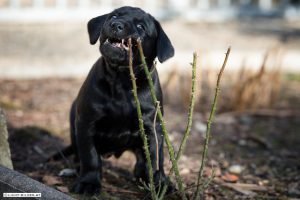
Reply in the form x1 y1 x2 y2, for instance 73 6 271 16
94 79 141 153
95 77 138 132
105 81 134 116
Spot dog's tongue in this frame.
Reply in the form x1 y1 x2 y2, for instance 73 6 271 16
111 40 129 50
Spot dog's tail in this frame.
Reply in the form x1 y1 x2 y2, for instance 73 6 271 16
47 145 74 161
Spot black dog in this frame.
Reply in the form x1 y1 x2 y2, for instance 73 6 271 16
65 6 174 195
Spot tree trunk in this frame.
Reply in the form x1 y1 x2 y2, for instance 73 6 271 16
0 107 13 169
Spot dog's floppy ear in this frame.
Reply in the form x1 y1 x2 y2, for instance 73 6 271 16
155 21 174 63
87 14 108 45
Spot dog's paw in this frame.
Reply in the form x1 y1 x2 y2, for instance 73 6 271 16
165 180 177 194
72 181 101 195
72 172 101 195
72 181 101 196
154 171 176 194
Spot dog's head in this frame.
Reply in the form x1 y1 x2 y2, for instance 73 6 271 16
87 6 174 66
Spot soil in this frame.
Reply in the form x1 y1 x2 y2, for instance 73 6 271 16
0 78 299 200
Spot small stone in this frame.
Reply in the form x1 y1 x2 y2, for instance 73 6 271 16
258 180 269 186
288 183 300 196
180 168 190 175
228 165 244 174
58 168 76 177
240 115 252 124
195 121 207 133
238 139 247 146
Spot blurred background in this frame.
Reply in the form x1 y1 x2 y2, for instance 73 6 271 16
0 0 299 199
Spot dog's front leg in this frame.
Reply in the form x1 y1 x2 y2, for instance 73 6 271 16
73 122 102 195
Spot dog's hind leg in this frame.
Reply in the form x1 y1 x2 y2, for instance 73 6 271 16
70 101 79 162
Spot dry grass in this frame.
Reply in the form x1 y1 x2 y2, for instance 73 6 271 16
162 50 284 113
231 49 283 111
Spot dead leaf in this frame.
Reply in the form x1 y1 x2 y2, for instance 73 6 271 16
42 175 62 186
205 167 222 177
221 173 239 183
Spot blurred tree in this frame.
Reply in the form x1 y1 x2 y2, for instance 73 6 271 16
290 0 300 5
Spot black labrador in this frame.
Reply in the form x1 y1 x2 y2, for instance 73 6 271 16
63 6 174 195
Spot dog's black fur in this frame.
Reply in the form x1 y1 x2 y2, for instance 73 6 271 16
62 6 174 195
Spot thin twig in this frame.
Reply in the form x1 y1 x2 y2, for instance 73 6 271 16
174 52 198 170
128 38 157 200
193 47 231 200
153 101 160 170
136 38 187 200
203 166 216 189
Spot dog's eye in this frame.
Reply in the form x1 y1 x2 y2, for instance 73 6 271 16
111 15 117 19
137 24 145 31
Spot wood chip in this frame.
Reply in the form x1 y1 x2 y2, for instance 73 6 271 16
56 186 69 193
42 175 62 186
215 178 269 197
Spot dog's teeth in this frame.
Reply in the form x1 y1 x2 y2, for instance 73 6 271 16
122 39 124 45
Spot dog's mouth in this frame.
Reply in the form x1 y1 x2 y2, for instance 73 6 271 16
103 38 129 51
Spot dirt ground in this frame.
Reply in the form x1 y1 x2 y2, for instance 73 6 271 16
0 75 299 199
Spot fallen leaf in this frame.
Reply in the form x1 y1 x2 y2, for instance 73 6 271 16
56 186 69 193
221 173 239 183
205 167 222 177
42 175 62 186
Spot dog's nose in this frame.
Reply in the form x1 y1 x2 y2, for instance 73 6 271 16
111 21 124 33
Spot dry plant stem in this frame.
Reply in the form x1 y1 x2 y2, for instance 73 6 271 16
153 101 160 170
176 52 198 167
161 52 198 199
127 38 157 200
136 38 187 200
194 47 231 200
